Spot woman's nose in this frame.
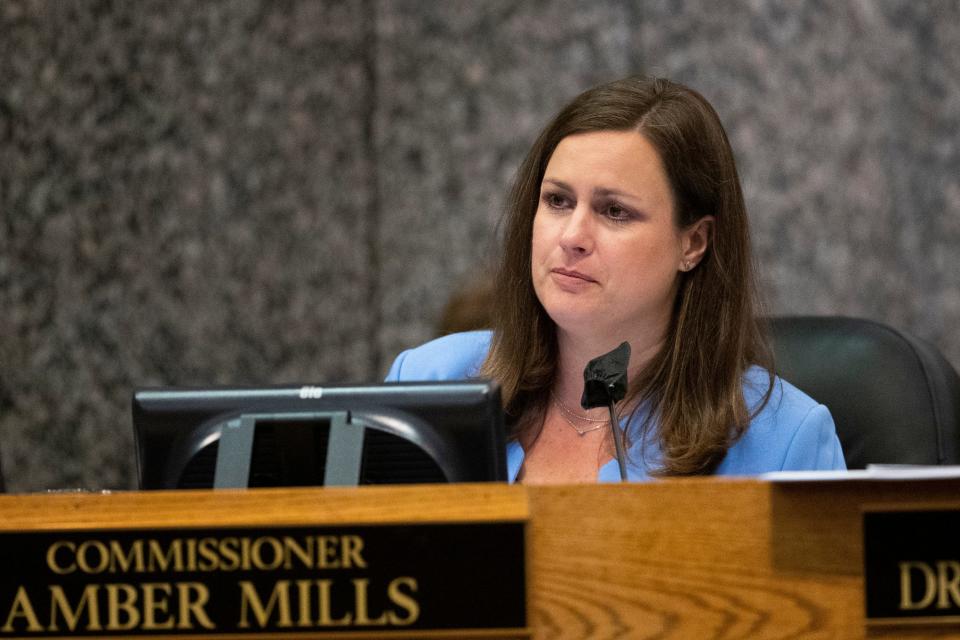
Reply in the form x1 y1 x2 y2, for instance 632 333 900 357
558 205 594 255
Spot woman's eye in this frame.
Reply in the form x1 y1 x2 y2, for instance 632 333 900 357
543 193 569 209
605 204 629 220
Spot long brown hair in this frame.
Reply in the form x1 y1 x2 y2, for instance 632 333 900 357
479 76 772 475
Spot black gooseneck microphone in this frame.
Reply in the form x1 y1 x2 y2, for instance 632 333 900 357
580 341 631 481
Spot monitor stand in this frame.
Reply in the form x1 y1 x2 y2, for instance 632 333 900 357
212 411 365 488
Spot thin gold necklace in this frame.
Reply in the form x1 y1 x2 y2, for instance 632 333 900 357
552 395 608 436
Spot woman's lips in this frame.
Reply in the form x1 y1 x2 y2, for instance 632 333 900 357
550 268 598 287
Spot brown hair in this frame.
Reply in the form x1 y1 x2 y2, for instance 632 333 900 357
479 76 772 475
436 277 496 336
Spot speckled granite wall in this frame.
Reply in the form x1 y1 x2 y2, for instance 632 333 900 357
1 1 376 491
2 1 958 491
639 0 960 359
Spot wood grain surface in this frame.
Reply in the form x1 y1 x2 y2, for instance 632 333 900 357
2 479 960 639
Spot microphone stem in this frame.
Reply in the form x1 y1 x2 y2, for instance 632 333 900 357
607 400 628 481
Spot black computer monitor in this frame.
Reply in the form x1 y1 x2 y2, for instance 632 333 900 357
132 381 506 489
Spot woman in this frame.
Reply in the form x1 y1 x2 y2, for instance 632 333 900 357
386 77 845 483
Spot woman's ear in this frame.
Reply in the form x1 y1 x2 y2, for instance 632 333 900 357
679 216 714 272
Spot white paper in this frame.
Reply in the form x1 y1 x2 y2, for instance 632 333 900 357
761 465 960 482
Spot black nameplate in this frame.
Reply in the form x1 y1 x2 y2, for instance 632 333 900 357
864 510 960 626
0 522 526 637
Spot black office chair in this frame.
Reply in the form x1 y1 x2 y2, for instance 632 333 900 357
768 316 960 469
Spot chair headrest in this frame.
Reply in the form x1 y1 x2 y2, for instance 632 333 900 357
768 316 960 469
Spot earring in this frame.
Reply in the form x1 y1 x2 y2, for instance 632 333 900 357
682 261 693 271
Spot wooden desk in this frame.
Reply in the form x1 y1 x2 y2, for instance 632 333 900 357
1 478 958 639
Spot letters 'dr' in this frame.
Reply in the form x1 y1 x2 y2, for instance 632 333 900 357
899 561 960 612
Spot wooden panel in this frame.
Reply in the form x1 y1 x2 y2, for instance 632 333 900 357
0 484 529 530
2 479 960 638
527 479 856 639
524 479 960 639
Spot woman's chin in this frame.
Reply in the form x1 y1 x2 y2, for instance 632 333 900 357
546 309 611 337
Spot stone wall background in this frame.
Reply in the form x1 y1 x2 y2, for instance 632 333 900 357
2 0 958 492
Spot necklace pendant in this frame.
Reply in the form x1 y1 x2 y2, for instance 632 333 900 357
552 394 613 437
574 424 604 437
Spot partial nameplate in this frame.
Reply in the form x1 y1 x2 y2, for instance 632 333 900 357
0 522 526 638
864 509 960 626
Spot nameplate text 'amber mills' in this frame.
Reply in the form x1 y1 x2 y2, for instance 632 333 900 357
0 523 526 637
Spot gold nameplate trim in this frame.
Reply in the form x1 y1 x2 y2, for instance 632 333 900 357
3 629 532 640
867 615 960 627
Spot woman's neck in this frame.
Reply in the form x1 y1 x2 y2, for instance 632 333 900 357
552 325 666 408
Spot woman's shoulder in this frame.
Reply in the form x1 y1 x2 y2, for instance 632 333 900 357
384 330 493 382
716 366 847 474
742 366 818 421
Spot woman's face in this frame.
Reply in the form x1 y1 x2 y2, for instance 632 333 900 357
531 130 702 341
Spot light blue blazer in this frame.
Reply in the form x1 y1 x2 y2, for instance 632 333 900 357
385 331 846 482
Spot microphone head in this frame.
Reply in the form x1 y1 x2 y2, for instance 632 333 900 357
580 341 631 409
